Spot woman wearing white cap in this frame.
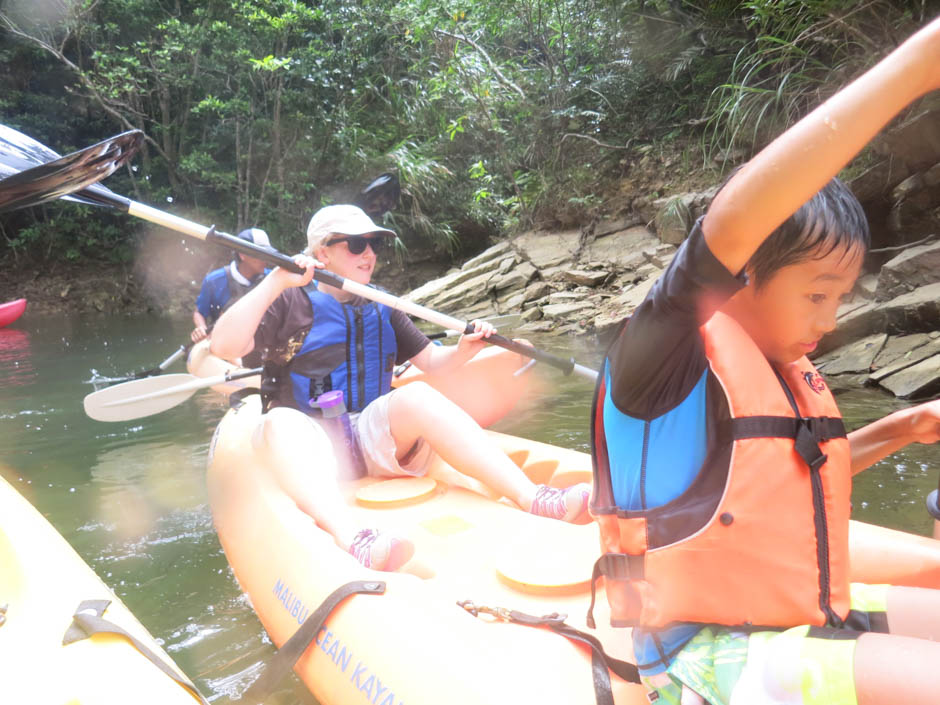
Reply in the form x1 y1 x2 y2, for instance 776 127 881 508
212 204 590 571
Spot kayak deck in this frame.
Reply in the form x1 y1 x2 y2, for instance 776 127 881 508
0 473 205 704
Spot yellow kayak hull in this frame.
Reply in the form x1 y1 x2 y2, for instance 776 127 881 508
0 474 204 705
206 350 940 704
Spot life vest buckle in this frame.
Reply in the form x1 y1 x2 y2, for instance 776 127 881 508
457 600 513 622
796 417 829 472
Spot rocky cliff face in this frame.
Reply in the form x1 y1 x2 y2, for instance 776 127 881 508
406 96 940 400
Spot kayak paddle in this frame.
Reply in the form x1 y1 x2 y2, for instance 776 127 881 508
84 367 262 422
89 323 219 386
0 128 142 213
0 127 598 381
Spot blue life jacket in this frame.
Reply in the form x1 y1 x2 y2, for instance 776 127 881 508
196 264 269 324
287 284 397 413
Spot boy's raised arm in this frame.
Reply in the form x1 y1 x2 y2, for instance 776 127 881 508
703 16 940 276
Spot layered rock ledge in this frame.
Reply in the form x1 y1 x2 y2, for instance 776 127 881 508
405 96 940 399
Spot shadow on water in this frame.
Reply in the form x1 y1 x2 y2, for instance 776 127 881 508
0 314 937 702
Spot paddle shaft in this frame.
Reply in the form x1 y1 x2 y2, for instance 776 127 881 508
426 313 520 340
49 189 598 381
102 367 262 408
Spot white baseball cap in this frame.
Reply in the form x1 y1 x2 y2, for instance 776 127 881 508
305 205 396 253
236 227 274 250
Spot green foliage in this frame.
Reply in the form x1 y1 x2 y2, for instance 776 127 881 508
703 1 929 160
0 0 934 266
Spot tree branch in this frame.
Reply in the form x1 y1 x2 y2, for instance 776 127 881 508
433 28 527 101
0 12 168 161
560 133 633 150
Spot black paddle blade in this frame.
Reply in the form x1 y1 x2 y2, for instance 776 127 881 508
0 129 143 213
0 124 127 208
354 172 401 220
0 124 64 172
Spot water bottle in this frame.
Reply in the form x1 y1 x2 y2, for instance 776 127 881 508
311 390 366 480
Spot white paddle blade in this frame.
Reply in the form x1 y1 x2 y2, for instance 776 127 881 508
83 373 206 422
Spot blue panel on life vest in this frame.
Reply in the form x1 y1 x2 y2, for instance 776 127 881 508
604 366 708 510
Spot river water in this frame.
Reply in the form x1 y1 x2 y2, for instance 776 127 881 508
1 313 938 702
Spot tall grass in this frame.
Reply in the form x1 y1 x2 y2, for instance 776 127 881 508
703 0 923 163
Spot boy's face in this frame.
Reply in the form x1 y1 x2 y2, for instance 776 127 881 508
727 243 864 364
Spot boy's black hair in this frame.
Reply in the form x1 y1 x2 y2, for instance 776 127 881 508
747 176 870 287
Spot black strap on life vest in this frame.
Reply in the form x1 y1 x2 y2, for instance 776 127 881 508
239 580 386 704
729 415 846 472
458 600 640 703
586 552 645 629
63 599 209 704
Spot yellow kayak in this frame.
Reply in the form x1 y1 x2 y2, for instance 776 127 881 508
186 338 260 395
205 349 940 705
0 473 206 705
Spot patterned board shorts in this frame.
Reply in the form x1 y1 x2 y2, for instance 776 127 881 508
642 584 889 705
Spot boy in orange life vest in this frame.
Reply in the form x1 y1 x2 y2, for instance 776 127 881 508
590 17 940 705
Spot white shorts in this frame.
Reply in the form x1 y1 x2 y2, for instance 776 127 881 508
355 391 434 478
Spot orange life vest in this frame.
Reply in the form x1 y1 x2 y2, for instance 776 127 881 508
588 311 852 630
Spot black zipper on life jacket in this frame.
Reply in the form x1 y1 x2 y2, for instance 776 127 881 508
342 304 354 408
772 368 840 627
373 303 383 401
640 420 651 510
354 307 365 410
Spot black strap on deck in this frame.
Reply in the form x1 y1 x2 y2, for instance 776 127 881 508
240 579 386 704
63 599 209 704
458 600 640 704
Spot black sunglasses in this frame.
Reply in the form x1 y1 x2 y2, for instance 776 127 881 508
325 235 386 255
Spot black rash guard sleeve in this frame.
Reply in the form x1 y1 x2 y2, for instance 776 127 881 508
607 218 745 420
390 309 432 364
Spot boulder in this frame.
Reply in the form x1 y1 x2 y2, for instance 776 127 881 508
877 353 940 399
521 306 542 323
847 158 912 202
548 291 584 303
855 273 878 300
423 270 495 311
462 241 513 270
513 229 581 268
653 193 694 245
611 276 657 316
886 163 940 240
816 302 886 355
406 257 503 305
497 255 518 275
874 241 940 301
814 333 886 375
880 282 940 333
582 225 659 269
541 301 595 318
873 95 940 173
869 336 940 384
521 281 552 302
870 333 933 372
491 262 536 292
561 269 609 287
651 187 718 245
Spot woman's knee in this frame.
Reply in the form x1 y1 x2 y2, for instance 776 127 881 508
389 381 451 416
255 406 330 452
